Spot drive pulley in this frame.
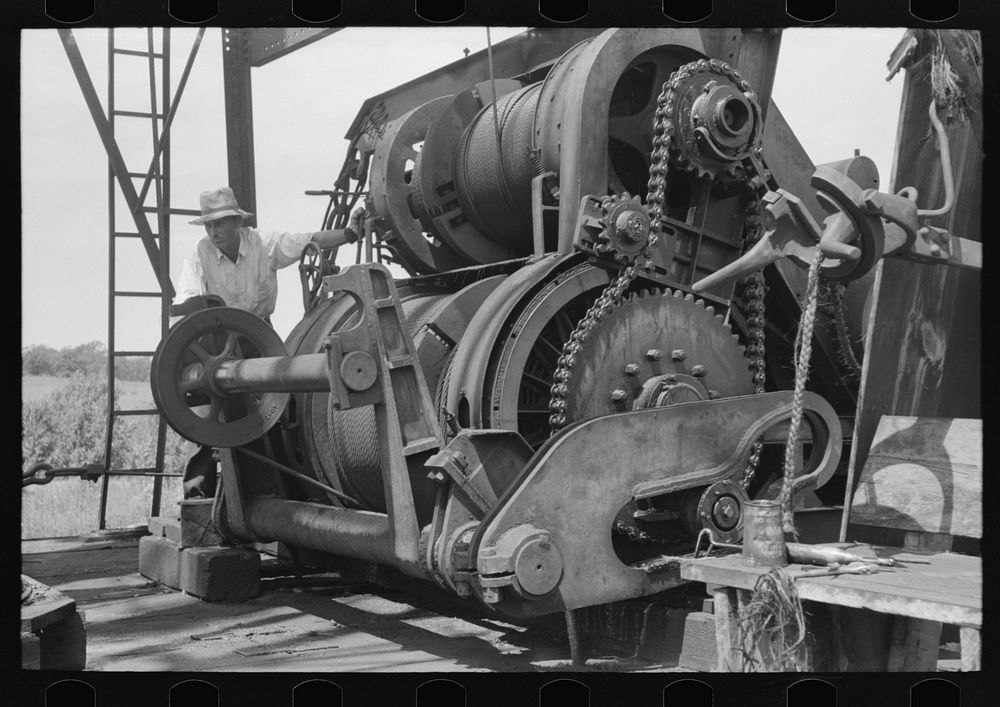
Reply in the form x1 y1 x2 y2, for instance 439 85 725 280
150 307 296 447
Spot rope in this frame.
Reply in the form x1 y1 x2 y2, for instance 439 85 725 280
738 568 810 672
777 247 824 538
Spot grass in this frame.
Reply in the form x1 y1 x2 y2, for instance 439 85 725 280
22 374 195 539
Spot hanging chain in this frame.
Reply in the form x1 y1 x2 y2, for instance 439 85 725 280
826 280 863 379
738 197 768 491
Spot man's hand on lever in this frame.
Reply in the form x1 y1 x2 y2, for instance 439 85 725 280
310 207 366 251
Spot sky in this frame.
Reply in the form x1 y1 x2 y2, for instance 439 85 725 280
20 27 905 352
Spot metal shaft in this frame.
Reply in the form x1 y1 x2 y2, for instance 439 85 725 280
213 353 330 393
245 497 413 572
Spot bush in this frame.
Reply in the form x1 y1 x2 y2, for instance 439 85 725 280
22 373 108 467
21 342 151 381
22 372 192 537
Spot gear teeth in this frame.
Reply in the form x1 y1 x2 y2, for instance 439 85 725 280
694 297 706 308
684 293 694 302
705 305 715 315
673 290 683 298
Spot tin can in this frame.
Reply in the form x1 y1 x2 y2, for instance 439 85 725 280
742 500 788 567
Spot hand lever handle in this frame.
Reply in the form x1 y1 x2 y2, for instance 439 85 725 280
691 190 822 294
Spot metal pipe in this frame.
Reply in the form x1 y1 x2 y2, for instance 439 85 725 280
234 446 359 506
531 174 546 256
244 497 416 572
213 353 330 393
917 101 955 218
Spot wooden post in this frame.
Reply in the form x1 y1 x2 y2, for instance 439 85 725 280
710 585 742 671
960 627 980 671
840 30 982 541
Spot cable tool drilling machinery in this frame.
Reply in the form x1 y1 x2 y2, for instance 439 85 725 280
152 28 962 619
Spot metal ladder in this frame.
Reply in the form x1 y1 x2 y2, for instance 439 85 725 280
97 29 203 529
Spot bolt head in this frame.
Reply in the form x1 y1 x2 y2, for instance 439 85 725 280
645 349 662 362
624 363 640 376
611 389 628 402
671 349 687 361
692 364 707 378
708 390 720 399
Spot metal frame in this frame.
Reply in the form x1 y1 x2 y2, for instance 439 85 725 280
60 28 204 528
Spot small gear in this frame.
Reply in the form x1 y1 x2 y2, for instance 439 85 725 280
593 192 652 265
661 59 762 180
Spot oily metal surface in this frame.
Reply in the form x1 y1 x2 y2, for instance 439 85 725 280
563 288 753 423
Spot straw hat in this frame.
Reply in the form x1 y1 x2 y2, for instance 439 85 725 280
189 187 254 225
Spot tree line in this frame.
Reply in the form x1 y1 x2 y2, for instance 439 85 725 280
22 341 152 381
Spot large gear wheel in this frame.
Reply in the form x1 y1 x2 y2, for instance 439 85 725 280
560 287 755 424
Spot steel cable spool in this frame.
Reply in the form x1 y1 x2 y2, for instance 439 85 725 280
368 95 470 275
405 80 525 266
323 292 451 512
453 83 543 253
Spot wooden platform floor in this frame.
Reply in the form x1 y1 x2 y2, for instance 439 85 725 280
21 534 661 673
23 535 968 673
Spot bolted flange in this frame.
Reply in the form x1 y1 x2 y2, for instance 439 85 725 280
478 524 564 599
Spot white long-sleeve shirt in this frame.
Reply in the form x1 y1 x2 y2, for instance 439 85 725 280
174 227 314 320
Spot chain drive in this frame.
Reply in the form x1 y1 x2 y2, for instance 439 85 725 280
737 197 768 491
548 59 764 436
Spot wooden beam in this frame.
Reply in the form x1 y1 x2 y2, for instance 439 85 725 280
840 31 982 541
222 29 257 226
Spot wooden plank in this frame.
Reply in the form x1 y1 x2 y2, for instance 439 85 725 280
38 611 88 671
887 617 941 671
21 575 77 633
850 417 981 537
680 552 980 627
710 586 741 671
960 627 980 671
826 605 894 671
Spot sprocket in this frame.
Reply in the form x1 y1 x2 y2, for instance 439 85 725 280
560 287 755 424
663 59 763 180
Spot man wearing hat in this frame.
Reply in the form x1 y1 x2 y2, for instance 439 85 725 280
174 186 362 324
174 186 362 498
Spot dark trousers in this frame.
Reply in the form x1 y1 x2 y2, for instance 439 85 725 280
183 445 218 499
